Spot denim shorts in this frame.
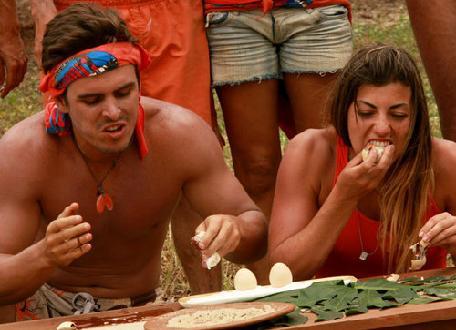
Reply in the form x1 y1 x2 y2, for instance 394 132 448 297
206 5 353 86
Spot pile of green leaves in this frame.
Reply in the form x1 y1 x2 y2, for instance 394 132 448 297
253 275 456 326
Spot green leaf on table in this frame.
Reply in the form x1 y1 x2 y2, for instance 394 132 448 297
382 287 418 305
296 282 343 308
408 296 448 304
312 307 344 321
321 286 358 312
354 278 404 291
358 289 391 308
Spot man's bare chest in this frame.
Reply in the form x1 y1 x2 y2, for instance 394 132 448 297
39 158 182 238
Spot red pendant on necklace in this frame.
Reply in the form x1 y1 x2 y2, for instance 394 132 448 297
96 192 113 214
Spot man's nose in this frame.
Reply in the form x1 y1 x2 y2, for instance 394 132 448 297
103 98 121 120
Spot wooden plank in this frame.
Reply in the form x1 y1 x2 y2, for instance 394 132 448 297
0 303 181 330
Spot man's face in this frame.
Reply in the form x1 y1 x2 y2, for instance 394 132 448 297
347 82 412 161
58 65 140 158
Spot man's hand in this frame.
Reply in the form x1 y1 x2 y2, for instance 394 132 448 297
30 0 57 68
0 0 27 98
44 203 92 267
336 144 395 201
419 212 456 252
194 214 241 263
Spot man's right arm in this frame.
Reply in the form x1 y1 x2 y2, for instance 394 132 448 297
30 0 58 67
0 132 91 304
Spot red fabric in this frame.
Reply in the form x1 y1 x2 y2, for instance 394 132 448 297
40 42 150 97
205 0 352 21
316 137 447 278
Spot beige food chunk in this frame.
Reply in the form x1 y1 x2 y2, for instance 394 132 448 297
361 146 385 162
192 231 222 270
386 273 400 282
56 321 77 330
410 257 427 271
269 262 293 288
233 268 257 290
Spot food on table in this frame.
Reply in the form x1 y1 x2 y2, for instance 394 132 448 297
269 262 293 288
192 231 221 270
233 268 257 290
56 321 77 330
386 273 400 282
166 304 276 328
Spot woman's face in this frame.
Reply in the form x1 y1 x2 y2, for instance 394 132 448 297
347 82 412 160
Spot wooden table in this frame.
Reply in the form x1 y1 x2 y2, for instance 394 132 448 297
2 267 456 330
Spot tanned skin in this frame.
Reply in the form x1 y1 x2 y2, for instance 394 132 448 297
269 83 456 280
0 65 267 307
406 0 456 141
0 0 27 97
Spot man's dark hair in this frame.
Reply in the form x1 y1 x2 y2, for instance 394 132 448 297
42 3 137 72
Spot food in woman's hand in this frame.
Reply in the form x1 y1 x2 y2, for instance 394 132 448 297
409 240 428 271
269 262 293 288
361 145 385 162
234 268 257 290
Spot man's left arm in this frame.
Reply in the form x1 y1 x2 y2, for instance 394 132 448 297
180 121 267 265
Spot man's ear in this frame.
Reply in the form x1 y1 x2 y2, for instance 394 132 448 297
56 96 69 114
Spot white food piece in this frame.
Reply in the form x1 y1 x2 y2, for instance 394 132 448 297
193 231 205 242
361 146 385 162
193 231 222 270
57 321 77 330
269 262 293 288
233 268 257 291
386 273 400 282
204 252 221 270
410 257 427 271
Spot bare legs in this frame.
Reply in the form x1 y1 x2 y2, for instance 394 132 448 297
218 79 281 283
217 73 337 282
172 198 222 294
406 0 456 140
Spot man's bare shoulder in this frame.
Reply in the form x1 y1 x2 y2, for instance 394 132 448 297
0 112 58 168
141 96 214 143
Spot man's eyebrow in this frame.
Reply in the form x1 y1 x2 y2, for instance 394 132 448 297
77 82 136 99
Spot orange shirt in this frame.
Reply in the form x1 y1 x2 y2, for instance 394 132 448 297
316 137 447 278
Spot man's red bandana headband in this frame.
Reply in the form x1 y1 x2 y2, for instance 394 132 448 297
39 42 150 159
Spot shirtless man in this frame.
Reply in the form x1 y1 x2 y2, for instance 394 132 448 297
0 4 266 321
29 0 219 294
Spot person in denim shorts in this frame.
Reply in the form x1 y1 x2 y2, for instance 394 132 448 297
205 0 353 283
